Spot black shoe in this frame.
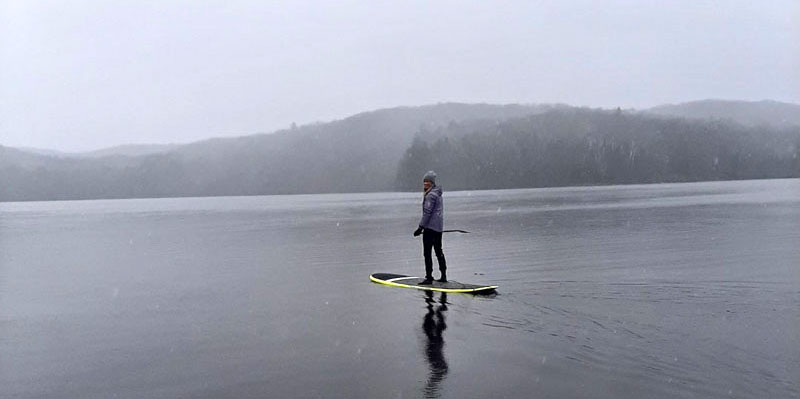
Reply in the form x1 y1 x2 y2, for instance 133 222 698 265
437 277 447 283
419 278 433 285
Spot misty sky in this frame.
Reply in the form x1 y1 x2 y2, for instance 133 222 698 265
1 0 798 152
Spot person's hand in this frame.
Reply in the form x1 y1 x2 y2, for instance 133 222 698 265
413 226 424 237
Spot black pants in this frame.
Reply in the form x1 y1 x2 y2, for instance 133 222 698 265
423 230 446 278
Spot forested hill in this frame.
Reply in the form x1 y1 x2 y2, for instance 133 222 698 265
2 102 799 202
396 108 800 191
0 103 555 201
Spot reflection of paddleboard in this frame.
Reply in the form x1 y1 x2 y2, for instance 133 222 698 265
370 273 497 294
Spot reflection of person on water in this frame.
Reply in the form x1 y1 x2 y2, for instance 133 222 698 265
422 291 448 398
413 170 447 285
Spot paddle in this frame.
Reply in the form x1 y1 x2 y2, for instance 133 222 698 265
414 229 471 237
416 229 470 235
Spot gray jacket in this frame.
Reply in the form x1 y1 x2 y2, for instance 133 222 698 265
419 186 444 232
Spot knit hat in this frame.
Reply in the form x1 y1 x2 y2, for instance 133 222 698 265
422 170 437 184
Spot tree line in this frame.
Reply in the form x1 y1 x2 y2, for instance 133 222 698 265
396 108 800 191
2 104 799 202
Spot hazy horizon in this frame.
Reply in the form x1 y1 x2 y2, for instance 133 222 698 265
2 1 798 152
6 98 799 154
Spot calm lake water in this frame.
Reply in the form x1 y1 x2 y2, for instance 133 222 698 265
1 179 798 399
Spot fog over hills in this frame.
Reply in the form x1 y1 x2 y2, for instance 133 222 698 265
2 100 798 202
20 143 184 159
645 99 800 127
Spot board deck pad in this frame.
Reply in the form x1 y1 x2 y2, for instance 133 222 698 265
370 273 498 294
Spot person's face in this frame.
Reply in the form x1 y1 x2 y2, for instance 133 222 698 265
423 180 432 191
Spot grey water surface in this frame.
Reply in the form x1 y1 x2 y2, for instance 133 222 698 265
2 179 798 399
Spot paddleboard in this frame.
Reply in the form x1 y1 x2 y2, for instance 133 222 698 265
370 273 497 294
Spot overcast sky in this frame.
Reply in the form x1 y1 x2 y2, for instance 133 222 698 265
1 0 798 152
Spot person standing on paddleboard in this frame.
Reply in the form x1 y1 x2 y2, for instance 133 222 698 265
413 171 447 285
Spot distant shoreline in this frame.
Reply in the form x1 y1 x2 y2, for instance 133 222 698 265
2 177 796 204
